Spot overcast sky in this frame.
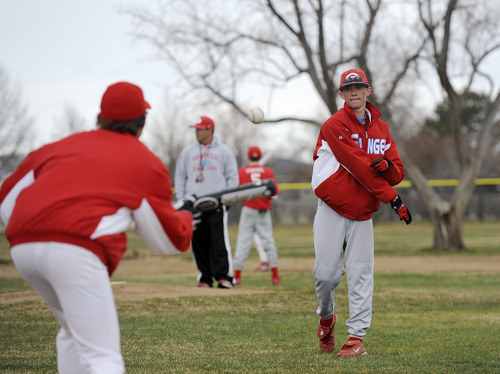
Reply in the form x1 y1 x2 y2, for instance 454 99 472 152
2 0 499 151
0 0 172 147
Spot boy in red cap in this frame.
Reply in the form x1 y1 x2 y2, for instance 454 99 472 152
0 81 196 373
311 69 412 356
233 146 280 285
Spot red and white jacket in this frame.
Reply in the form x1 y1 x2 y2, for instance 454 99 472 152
312 102 405 220
238 165 279 210
0 129 193 275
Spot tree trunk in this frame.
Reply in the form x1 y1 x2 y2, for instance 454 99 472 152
430 205 465 250
402 155 467 251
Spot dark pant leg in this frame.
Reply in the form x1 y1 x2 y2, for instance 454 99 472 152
191 215 213 285
206 208 233 283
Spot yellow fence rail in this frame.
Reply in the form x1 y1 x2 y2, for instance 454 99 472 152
279 178 500 191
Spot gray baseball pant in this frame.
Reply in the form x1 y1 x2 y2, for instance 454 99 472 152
233 206 278 270
313 199 374 338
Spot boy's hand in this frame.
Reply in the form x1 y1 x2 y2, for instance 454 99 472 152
390 195 412 225
370 158 390 174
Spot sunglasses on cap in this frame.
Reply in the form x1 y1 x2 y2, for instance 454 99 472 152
342 75 365 84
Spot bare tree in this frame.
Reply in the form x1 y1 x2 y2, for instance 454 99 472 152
51 105 92 141
127 0 500 250
406 0 500 249
142 93 301 177
0 65 33 178
125 0 421 160
142 94 193 177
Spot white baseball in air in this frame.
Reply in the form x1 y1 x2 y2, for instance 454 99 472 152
247 107 264 124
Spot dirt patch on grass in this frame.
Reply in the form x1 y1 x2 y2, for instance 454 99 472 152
229 255 500 274
111 283 266 301
2 254 499 305
0 281 267 305
112 254 500 276
374 255 500 273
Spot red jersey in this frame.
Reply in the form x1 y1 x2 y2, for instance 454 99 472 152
312 102 405 220
238 164 279 210
0 129 193 275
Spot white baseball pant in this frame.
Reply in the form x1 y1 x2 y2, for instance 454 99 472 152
11 242 125 374
313 199 374 338
253 233 268 263
233 206 278 270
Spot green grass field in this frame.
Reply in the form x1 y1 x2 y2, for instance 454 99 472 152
1 221 500 373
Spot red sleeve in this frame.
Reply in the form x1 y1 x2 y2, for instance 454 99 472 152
134 164 193 254
0 150 42 226
380 132 405 186
0 151 37 203
323 119 398 204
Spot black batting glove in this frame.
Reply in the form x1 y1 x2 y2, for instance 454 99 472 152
177 196 196 213
370 157 390 174
177 196 202 230
390 195 412 225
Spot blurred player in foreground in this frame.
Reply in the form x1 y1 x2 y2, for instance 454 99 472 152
311 69 412 356
233 146 280 285
174 116 239 288
0 82 196 374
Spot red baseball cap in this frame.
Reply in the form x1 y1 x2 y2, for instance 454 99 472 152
99 82 151 122
339 69 370 91
190 116 215 130
248 146 262 160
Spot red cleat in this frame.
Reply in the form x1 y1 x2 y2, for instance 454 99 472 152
255 262 270 271
337 340 367 356
317 314 336 353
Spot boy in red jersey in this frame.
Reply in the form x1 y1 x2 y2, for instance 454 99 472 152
233 146 280 285
311 69 412 356
0 82 196 373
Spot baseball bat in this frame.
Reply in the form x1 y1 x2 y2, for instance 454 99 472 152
193 179 277 212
